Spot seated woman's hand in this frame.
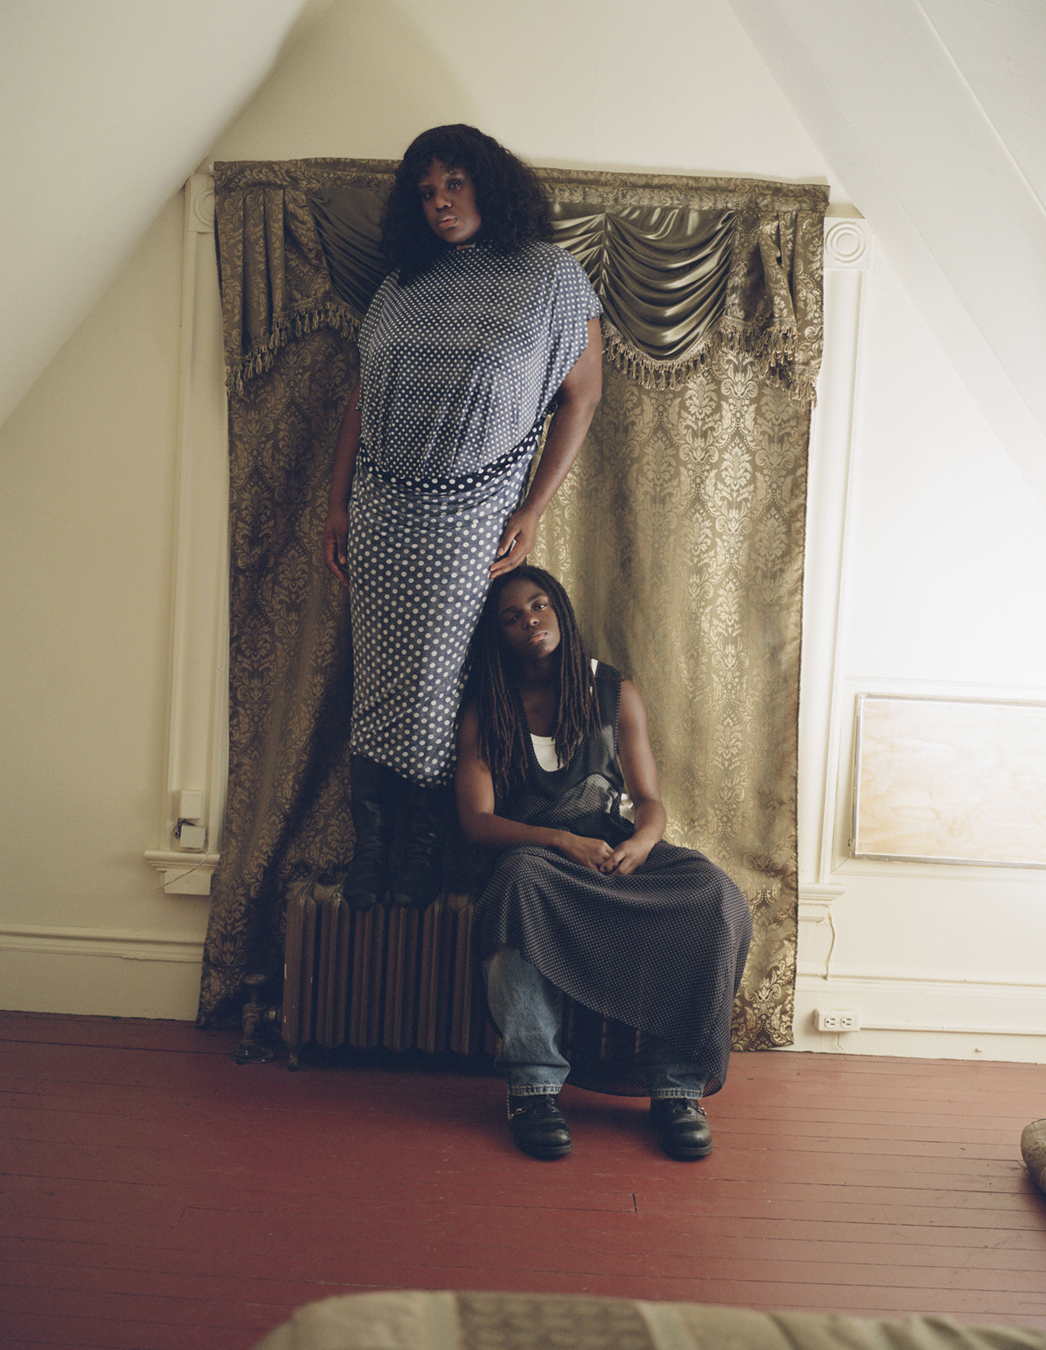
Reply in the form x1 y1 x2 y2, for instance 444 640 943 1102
553 832 615 872
599 836 655 877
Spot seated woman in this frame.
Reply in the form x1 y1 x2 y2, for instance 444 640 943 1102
455 566 753 1161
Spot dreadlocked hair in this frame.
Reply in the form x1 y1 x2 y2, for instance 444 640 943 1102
382 124 552 284
464 566 602 806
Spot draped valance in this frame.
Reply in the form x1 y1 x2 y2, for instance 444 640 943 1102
214 160 828 402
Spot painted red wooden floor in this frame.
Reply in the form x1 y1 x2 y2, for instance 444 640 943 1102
1 1011 1045 1350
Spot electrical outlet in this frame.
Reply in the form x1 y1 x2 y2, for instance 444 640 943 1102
814 1009 860 1032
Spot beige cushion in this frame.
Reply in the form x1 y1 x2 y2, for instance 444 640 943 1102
252 1290 1046 1350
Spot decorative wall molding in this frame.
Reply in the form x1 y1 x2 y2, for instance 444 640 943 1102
808 964 1046 990
143 171 229 895
848 1021 1046 1038
798 881 846 902
0 924 204 964
797 881 845 980
186 175 215 234
1 925 206 1020
798 217 873 887
144 849 221 896
824 218 872 268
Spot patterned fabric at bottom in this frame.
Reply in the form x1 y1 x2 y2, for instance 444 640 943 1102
253 1290 1046 1350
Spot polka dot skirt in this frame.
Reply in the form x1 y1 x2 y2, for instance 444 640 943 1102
346 454 532 785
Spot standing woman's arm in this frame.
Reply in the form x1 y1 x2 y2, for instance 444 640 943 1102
322 377 362 587
490 316 602 579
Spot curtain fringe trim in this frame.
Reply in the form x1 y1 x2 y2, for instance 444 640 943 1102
228 302 361 396
229 306 816 406
601 321 817 404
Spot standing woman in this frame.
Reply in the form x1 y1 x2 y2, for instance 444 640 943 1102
456 566 753 1160
323 126 602 911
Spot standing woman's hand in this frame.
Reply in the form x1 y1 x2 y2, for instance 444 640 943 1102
323 506 350 587
489 316 602 579
490 505 540 578
323 377 362 588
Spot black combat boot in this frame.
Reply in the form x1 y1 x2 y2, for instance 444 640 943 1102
650 1098 713 1160
508 1094 573 1160
345 755 398 909
389 779 450 908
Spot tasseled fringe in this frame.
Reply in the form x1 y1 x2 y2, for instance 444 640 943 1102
227 306 817 406
228 303 361 397
602 320 817 406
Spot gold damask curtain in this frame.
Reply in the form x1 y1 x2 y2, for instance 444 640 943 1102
200 159 827 1051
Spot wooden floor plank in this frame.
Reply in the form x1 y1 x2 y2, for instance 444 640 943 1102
0 1313 263 1350
6 1133 1033 1197
6 1224 1045 1296
0 1012 240 1055
6 1206 1045 1277
2 1010 1045 1350
6 1101 1036 1168
7 1163 1039 1235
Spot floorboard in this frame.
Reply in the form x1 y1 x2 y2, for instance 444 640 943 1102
1 1011 1044 1350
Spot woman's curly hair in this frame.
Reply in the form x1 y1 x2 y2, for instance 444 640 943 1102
382 124 552 283
463 565 601 806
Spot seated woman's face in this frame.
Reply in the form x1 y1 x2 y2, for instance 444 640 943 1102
497 578 561 661
417 160 482 245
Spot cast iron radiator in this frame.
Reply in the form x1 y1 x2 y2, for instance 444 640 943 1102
281 868 492 1069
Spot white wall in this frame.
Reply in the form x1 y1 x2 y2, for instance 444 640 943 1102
2 0 1043 1058
793 245 1046 1060
727 0 1046 509
0 0 330 428
208 0 841 186
0 198 209 1016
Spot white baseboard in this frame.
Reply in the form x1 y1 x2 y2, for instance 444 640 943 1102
791 969 1046 1063
793 886 1046 1061
0 924 205 1020
4 922 1045 1062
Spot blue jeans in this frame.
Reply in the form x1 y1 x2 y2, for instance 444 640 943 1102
483 946 708 1100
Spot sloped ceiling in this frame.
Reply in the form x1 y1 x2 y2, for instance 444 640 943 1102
728 0 1046 505
0 0 332 429
3 0 1045 512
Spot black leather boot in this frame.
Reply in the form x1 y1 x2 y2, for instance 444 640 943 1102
650 1098 713 1160
345 755 398 909
508 1094 573 1160
390 779 450 908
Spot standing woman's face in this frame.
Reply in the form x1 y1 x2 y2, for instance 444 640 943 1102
417 160 482 245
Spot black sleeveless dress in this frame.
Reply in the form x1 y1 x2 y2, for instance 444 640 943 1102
474 663 752 1096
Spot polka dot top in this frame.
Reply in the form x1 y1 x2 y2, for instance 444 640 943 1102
358 240 602 484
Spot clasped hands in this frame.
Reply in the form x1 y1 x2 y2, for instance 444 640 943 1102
554 831 653 877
